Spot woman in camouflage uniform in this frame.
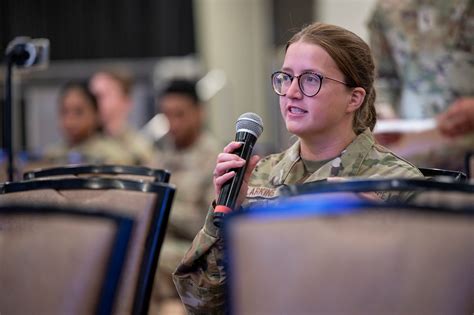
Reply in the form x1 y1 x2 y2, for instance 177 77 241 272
173 22 423 314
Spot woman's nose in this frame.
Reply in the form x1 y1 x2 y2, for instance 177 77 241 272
285 77 302 99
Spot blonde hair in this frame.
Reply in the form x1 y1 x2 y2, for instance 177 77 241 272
93 69 133 96
286 22 377 134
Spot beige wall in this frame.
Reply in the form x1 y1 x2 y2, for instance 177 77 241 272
194 0 273 146
316 0 377 41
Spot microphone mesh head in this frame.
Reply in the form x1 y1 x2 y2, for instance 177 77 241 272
235 112 264 138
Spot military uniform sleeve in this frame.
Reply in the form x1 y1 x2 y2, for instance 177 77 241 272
172 204 226 315
358 144 424 202
165 175 215 241
368 3 401 114
360 149 424 179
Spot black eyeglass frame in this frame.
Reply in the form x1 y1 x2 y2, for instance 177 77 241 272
271 70 349 97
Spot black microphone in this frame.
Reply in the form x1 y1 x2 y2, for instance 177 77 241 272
213 112 264 227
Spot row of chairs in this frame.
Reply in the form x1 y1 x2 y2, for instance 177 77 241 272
2 162 473 314
0 164 175 315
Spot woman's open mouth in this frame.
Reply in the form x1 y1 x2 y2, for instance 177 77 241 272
288 105 308 114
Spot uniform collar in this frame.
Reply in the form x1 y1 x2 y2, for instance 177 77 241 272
336 128 375 177
269 129 375 185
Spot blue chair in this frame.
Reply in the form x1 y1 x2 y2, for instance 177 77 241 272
0 203 134 315
0 176 175 315
465 151 474 179
418 167 467 182
224 184 474 315
23 164 170 183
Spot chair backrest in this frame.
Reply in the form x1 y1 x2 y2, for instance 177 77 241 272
281 177 474 209
466 151 474 179
23 164 170 183
0 177 175 315
0 203 134 315
224 197 474 315
418 167 467 181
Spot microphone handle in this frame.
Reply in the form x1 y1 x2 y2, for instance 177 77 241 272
214 131 256 227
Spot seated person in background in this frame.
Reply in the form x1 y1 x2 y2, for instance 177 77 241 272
172 22 423 314
368 0 474 171
89 69 154 165
148 79 220 314
44 81 135 165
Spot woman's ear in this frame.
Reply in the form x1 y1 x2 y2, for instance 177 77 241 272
346 87 366 113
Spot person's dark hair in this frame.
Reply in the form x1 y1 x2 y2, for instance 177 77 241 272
286 22 377 134
59 81 99 112
161 79 200 106
58 80 102 132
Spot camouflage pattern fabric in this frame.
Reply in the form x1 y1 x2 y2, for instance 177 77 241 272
114 125 154 165
369 0 473 118
172 129 423 314
43 133 137 165
150 132 220 304
368 0 474 171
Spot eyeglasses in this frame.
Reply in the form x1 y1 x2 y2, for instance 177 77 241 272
271 71 349 97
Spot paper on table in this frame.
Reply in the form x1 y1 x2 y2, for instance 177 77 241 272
373 118 437 134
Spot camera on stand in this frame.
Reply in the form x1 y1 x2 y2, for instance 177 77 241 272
5 37 50 69
3 36 50 181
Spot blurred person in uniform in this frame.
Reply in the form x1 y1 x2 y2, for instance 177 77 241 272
172 22 424 314
148 79 220 314
44 81 135 165
369 0 474 171
89 69 154 165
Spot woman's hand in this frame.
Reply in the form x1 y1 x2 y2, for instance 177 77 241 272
213 141 260 210
437 98 474 137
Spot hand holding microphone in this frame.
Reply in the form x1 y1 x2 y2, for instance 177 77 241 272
213 113 263 227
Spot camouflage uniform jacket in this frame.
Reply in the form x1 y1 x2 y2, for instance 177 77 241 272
368 0 474 118
44 133 136 165
149 132 220 303
116 125 154 165
153 132 220 243
173 129 423 314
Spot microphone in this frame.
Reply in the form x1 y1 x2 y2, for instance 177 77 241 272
213 112 264 227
